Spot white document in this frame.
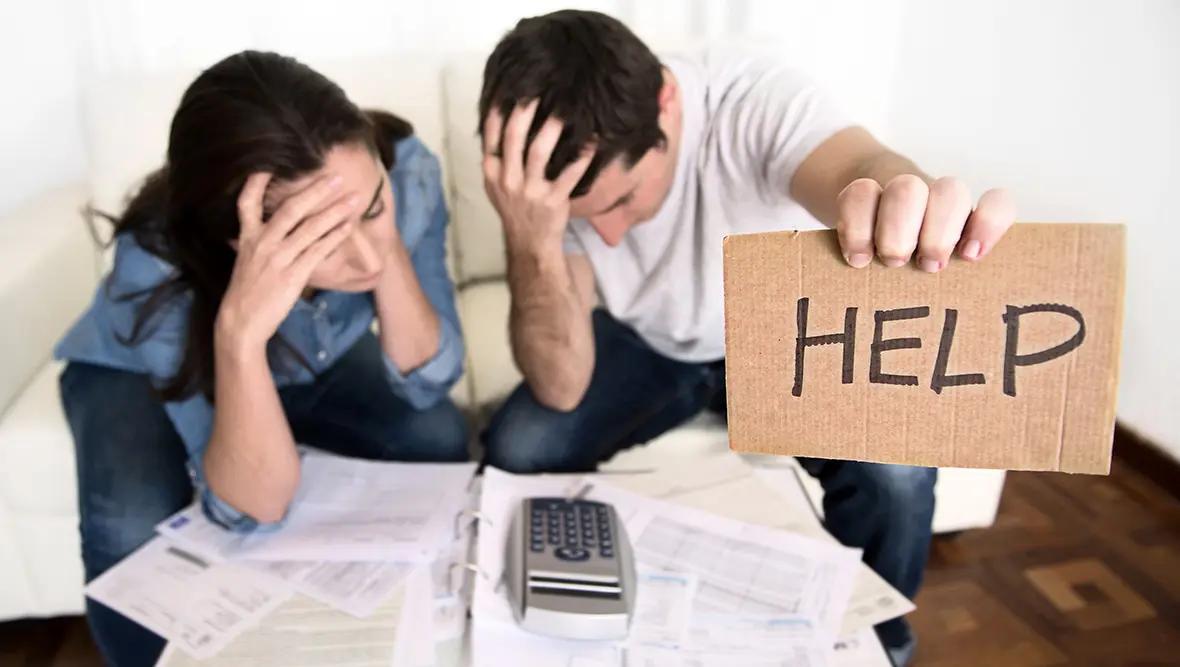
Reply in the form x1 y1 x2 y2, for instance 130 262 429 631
627 569 697 649
622 646 823 666
429 537 471 644
392 565 438 667
593 481 861 649
250 559 414 619
154 588 409 667
620 627 889 667
830 626 891 667
748 464 917 635
472 468 861 665
157 456 477 563
87 538 292 660
607 455 914 636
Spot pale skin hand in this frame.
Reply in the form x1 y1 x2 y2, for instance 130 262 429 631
482 100 599 411
205 172 357 523
790 127 1016 271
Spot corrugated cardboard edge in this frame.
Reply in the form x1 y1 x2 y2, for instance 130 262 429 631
1079 223 1125 475
722 234 738 432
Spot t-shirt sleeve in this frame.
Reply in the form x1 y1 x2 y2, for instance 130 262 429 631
710 56 853 206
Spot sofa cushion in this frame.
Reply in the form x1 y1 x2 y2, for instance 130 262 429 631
442 58 506 284
457 280 519 408
0 185 96 416
0 362 77 515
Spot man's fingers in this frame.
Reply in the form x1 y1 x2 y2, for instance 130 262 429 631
273 195 357 266
916 177 971 272
261 174 344 245
236 172 272 239
525 116 564 186
482 107 504 156
481 108 504 183
552 146 595 198
835 178 882 268
874 174 929 267
289 220 354 278
499 98 539 189
959 188 1015 260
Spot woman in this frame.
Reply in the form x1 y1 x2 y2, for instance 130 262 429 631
55 51 468 666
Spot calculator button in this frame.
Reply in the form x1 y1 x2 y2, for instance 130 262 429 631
554 546 591 562
530 541 544 552
601 547 614 558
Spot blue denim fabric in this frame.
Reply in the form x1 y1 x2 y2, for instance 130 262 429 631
60 332 468 667
483 309 935 653
54 135 464 531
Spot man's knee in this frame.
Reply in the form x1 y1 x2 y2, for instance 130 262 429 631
862 463 937 510
484 389 586 474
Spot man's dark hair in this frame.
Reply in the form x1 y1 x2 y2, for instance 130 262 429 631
479 10 666 197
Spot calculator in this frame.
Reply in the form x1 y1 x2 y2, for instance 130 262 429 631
505 497 636 640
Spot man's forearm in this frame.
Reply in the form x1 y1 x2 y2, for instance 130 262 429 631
506 244 594 411
203 329 301 524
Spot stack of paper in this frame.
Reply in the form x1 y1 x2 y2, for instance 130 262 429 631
84 451 478 665
470 458 906 667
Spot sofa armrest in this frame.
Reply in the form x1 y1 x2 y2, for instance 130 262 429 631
0 184 97 416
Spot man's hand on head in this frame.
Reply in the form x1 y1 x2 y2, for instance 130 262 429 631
836 174 1016 272
482 99 595 256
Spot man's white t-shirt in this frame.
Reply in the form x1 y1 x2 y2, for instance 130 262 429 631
564 53 852 363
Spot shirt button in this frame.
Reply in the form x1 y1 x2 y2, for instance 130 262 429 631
317 350 328 362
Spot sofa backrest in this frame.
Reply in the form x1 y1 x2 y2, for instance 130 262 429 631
84 54 451 236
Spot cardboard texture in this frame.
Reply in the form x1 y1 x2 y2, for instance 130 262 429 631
723 223 1125 474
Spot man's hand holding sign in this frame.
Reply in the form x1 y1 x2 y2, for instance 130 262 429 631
723 223 1124 474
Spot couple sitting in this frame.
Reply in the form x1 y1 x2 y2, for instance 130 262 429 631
57 10 1015 667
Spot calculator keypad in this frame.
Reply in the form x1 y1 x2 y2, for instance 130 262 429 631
528 498 616 561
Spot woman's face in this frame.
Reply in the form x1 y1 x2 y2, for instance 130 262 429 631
262 142 395 293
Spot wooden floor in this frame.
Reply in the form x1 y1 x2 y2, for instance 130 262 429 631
911 456 1180 666
3 455 1179 666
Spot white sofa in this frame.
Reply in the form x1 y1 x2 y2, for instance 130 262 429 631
0 52 1005 622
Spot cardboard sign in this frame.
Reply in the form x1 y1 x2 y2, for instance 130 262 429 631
722 223 1125 474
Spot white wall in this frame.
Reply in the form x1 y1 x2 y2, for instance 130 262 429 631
0 0 87 216
886 0 1180 458
1 0 1176 456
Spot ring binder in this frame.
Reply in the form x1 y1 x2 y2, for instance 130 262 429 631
453 509 495 539
449 560 502 595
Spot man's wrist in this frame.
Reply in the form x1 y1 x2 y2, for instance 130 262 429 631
506 235 567 276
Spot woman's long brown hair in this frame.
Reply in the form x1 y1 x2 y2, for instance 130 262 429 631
104 50 412 401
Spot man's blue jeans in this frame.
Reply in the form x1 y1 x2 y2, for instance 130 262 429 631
484 310 935 651
60 333 469 667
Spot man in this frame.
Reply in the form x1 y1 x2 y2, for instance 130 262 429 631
478 10 1015 664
